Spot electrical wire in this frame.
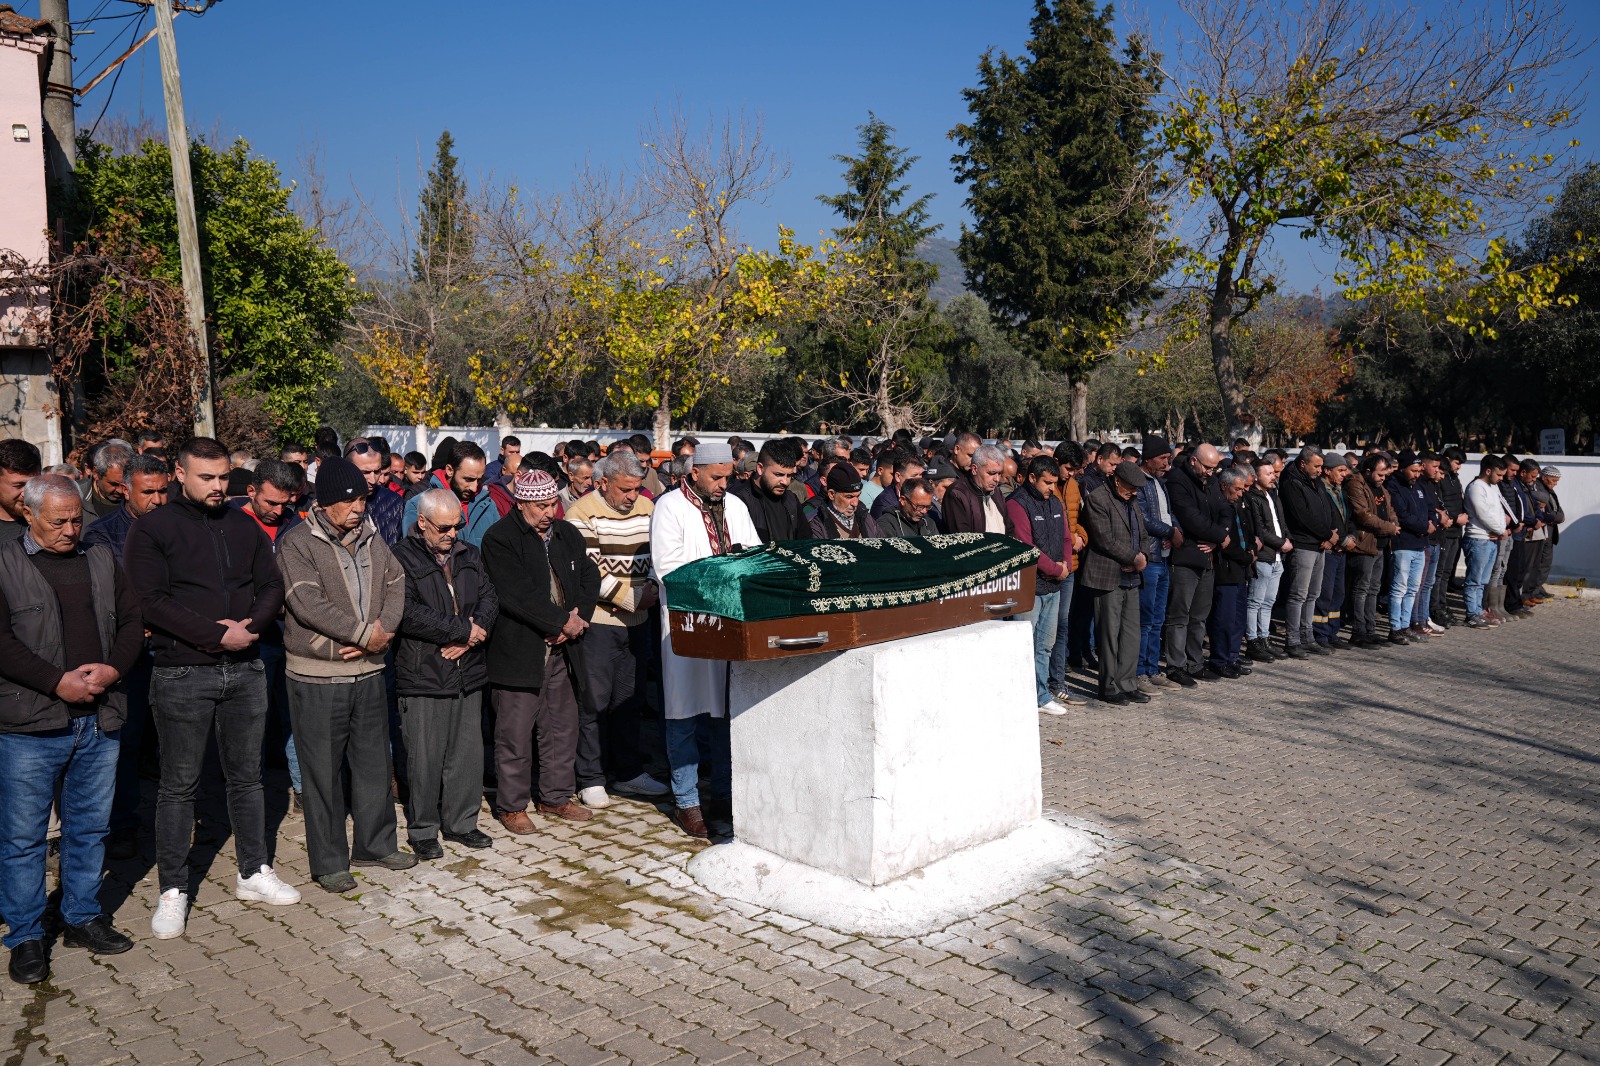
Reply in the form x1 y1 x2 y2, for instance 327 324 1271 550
84 5 146 143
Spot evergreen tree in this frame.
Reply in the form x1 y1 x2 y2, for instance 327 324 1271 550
818 114 940 289
950 0 1166 437
413 130 472 286
810 115 947 434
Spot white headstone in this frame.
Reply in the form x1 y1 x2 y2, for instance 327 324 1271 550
1540 428 1565 455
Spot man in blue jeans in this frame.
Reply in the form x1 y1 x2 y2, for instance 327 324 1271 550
1135 437 1180 693
0 475 144 984
1006 456 1075 714
125 438 301 942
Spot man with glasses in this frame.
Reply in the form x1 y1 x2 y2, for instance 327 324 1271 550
391 489 497 859
877 479 938 538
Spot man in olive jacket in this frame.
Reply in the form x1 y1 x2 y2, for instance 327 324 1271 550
480 470 600 834
0 476 143 984
1079 463 1150 705
392 488 499 860
278 458 411 893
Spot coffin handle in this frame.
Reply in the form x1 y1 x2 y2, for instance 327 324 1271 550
767 633 830 649
983 600 1020 613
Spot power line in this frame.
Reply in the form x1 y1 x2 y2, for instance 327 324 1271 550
85 6 146 142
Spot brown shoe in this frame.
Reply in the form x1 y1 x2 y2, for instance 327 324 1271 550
537 801 592 822
672 805 709 839
497 810 537 835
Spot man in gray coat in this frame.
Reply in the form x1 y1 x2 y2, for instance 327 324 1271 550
1079 463 1151 707
278 458 413 893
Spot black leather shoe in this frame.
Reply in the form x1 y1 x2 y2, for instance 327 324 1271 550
1098 691 1127 705
1191 667 1222 682
1388 632 1410 645
1215 662 1238 679
63 916 132 955
1235 662 1253 675
408 838 445 861
1128 690 1151 704
443 829 493 849
1167 670 1197 688
1284 644 1310 659
8 941 47 984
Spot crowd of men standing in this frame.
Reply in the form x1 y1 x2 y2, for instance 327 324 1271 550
0 424 1567 986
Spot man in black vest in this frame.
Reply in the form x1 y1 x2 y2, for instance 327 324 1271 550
0 475 144 984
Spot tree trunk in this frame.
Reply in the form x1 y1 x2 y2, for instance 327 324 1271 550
1209 298 1253 441
1069 378 1088 441
653 391 672 450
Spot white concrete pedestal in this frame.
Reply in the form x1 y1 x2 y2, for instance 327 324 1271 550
686 620 1100 935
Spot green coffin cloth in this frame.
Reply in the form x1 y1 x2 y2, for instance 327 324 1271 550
663 533 1040 622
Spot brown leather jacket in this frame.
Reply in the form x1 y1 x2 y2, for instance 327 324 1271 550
1344 472 1399 556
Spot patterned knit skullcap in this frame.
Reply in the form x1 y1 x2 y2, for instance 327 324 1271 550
513 469 559 501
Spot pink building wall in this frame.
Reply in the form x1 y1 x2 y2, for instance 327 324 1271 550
0 25 49 342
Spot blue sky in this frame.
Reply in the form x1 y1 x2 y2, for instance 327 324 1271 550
19 0 1600 293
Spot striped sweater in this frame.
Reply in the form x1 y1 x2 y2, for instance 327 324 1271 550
563 492 656 627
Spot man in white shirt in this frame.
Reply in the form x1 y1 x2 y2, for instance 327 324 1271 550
649 443 759 839
1462 454 1511 627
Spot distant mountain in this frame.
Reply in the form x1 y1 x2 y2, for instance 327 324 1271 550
916 237 970 306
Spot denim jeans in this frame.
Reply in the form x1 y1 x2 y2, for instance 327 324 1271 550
1137 560 1169 677
1388 549 1426 630
259 641 301 794
1047 571 1076 693
1283 548 1325 646
151 659 270 893
1027 590 1061 704
1246 559 1284 640
663 714 730 811
1462 538 1497 617
0 717 119 947
1412 544 1440 627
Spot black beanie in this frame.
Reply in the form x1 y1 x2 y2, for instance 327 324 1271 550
315 456 368 504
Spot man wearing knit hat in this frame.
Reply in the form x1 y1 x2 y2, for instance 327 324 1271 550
650 441 758 839
480 469 600 833
807 463 882 539
277 457 414 892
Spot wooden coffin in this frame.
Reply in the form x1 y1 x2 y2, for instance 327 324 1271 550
670 565 1035 661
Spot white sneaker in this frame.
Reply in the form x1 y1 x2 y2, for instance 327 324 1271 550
237 865 301 906
578 785 611 809
1425 620 1445 634
612 773 671 798
151 889 189 940
1038 702 1068 716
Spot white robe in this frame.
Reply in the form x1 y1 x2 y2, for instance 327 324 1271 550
650 487 760 720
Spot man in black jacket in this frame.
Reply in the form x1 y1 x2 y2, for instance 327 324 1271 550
727 438 808 543
392 488 499 860
1432 448 1469 624
124 438 298 941
1278 446 1337 657
1245 458 1291 662
480 470 599 834
877 479 939 538
1164 444 1229 686
1206 466 1257 678
1312 456 1358 648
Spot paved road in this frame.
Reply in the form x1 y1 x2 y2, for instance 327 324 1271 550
4 598 1596 1065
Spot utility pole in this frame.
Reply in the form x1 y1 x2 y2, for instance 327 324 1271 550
38 0 75 209
152 0 215 437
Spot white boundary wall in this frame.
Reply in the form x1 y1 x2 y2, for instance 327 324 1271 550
365 426 1599 583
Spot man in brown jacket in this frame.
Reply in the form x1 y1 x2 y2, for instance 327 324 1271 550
278 458 413 893
942 445 1017 536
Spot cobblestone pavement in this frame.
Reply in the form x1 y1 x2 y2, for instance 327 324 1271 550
3 598 1596 1065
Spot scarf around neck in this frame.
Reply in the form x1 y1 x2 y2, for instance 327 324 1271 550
685 484 732 556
